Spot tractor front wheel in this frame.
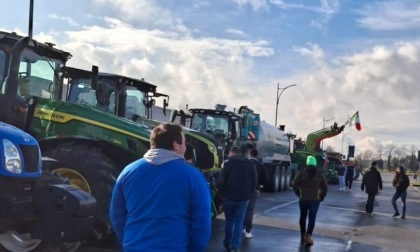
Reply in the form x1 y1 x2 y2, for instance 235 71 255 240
44 144 119 244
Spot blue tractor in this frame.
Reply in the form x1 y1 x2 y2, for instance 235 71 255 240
0 121 97 252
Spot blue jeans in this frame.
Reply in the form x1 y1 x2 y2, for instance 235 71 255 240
366 193 376 213
338 176 345 190
223 198 249 250
299 200 320 236
392 191 407 215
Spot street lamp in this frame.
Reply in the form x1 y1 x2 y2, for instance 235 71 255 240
275 83 297 127
341 133 351 156
321 116 334 150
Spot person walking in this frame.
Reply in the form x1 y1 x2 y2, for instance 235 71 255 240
243 149 264 239
109 123 211 252
344 163 356 191
361 161 383 216
391 166 410 219
336 164 346 191
218 146 257 252
293 155 328 246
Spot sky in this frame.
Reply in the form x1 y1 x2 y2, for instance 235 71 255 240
1 0 420 156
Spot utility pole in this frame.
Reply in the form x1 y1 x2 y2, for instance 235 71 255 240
341 133 351 156
321 116 334 150
275 83 297 127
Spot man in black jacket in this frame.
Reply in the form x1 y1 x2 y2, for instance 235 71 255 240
361 161 383 215
218 146 257 252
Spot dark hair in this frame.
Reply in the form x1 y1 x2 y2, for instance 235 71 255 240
150 123 183 150
229 146 241 154
371 161 377 166
249 149 258 157
397 166 405 175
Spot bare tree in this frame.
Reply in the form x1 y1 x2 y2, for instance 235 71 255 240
384 144 396 170
375 143 384 161
408 145 417 172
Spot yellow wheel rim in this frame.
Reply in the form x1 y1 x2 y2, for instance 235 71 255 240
52 168 92 194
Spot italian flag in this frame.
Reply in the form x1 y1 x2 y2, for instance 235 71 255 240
349 111 361 131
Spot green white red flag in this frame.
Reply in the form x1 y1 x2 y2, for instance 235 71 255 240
349 111 361 131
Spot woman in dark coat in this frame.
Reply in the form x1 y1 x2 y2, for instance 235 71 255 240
391 166 410 219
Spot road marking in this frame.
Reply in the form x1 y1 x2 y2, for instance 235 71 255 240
260 199 299 214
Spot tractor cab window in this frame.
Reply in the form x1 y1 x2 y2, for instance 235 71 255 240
68 80 96 106
191 113 229 137
125 86 147 119
17 49 63 99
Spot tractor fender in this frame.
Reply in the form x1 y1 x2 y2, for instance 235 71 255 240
38 136 140 169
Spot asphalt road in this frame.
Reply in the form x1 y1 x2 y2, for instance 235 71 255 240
207 172 420 252
80 172 420 252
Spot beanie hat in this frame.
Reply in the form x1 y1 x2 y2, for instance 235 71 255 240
306 155 317 166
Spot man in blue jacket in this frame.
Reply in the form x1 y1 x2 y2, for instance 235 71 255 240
109 123 211 252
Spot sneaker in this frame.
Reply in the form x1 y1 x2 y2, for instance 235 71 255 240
305 234 314 245
369 212 374 216
392 212 400 217
244 232 253 239
401 215 406 219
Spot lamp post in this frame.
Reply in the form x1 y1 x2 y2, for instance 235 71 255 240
275 83 297 127
341 133 351 156
321 116 334 150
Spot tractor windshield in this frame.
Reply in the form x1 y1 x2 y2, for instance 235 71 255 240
125 86 147 119
16 49 63 99
191 113 229 137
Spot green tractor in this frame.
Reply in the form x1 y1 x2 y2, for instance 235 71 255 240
292 122 346 183
0 31 222 248
63 66 224 215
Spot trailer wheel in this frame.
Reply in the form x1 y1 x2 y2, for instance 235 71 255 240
44 144 119 244
264 165 282 192
283 166 292 191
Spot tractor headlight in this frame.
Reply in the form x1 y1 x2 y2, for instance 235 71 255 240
3 139 22 174
208 144 216 154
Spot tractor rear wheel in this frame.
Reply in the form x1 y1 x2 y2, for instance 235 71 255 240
44 144 119 244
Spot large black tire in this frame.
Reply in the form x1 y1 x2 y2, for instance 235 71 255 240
278 166 285 192
264 165 282 192
283 166 292 191
43 144 119 244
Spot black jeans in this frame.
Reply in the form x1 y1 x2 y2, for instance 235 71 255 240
345 177 353 189
366 193 376 213
243 191 259 232
299 200 320 236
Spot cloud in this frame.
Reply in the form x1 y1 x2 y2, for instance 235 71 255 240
231 0 269 11
47 14 79 27
92 0 189 33
356 0 420 31
270 0 343 29
225 28 247 38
